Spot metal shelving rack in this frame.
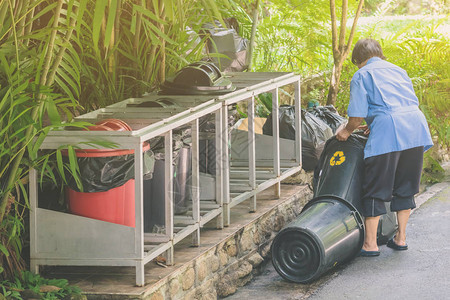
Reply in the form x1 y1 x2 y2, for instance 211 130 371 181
219 72 302 225
29 72 301 286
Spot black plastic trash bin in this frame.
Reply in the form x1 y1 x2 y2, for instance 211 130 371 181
313 134 368 212
272 134 367 283
272 133 397 283
271 195 364 283
313 133 398 243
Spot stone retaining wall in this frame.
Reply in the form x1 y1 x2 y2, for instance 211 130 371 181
143 186 313 300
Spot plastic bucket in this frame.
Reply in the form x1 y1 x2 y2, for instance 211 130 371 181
68 179 135 227
271 195 364 283
66 119 149 227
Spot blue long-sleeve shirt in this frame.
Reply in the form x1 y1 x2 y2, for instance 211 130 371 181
347 57 433 158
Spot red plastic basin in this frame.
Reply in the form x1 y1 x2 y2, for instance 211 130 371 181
65 119 147 227
68 179 135 227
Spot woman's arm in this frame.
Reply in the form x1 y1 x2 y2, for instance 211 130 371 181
336 117 364 141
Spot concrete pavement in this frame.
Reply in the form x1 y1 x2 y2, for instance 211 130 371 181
225 164 450 300
308 182 450 300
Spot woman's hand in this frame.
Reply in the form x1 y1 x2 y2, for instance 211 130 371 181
336 117 364 141
358 124 370 135
336 127 351 141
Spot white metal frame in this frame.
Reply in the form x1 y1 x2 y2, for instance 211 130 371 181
219 72 303 225
29 72 301 286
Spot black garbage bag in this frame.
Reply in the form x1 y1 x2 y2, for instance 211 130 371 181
66 150 154 193
262 106 333 171
262 105 295 140
202 21 248 72
300 110 334 170
310 105 347 134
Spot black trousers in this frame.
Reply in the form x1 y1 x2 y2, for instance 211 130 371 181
361 146 424 217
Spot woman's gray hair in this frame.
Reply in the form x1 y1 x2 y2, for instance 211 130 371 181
351 38 386 65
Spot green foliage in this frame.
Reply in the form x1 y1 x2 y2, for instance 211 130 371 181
363 0 449 15
0 0 232 281
421 152 446 184
0 271 81 299
254 0 333 75
0 0 110 281
256 93 272 118
77 0 227 110
0 207 26 282
0 40 63 279
223 0 334 76
218 0 253 38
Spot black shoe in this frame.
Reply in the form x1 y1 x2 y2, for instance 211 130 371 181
386 238 408 251
359 249 380 257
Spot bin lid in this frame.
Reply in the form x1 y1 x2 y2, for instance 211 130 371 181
62 119 150 157
159 61 236 95
126 97 180 108
70 142 150 157
96 119 132 131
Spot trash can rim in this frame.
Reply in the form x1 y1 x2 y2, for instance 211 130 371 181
302 194 366 253
303 194 360 215
61 142 150 157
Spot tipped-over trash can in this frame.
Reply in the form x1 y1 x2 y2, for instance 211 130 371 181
271 195 364 283
272 133 397 283
272 133 367 283
313 133 397 243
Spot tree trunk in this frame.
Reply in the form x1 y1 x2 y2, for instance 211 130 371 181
326 0 364 106
247 0 260 71
327 62 343 105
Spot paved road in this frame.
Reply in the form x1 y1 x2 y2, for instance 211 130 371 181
225 178 450 300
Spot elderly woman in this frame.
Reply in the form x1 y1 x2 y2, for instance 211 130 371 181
336 38 433 256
